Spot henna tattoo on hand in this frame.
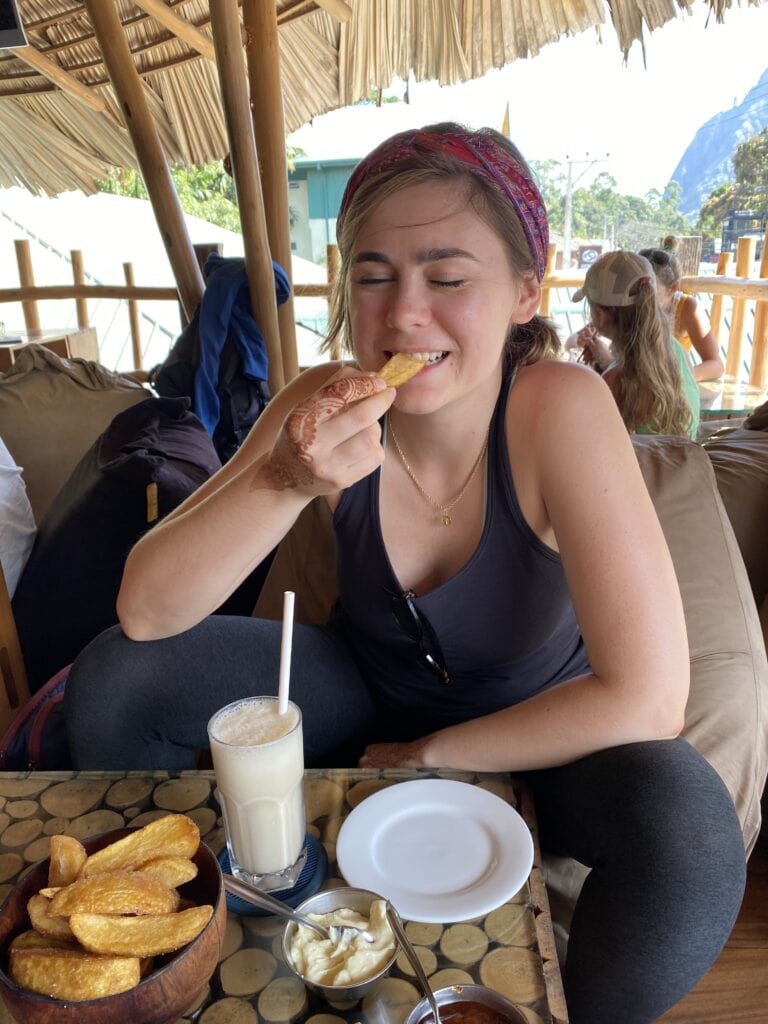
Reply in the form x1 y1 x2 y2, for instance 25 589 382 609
254 376 381 492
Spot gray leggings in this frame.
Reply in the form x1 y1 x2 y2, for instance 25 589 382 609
64 617 746 1024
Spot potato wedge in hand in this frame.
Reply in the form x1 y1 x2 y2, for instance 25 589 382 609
70 904 213 957
48 834 87 887
50 871 179 917
135 855 198 889
9 947 140 1000
80 814 200 877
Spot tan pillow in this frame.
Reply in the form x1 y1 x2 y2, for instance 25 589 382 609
704 428 768 607
0 345 147 523
632 435 767 852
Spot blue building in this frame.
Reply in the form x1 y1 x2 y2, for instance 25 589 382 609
288 156 358 264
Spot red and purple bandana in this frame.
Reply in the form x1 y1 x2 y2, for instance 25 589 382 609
337 128 550 281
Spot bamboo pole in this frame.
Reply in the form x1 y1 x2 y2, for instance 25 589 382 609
724 236 757 378
327 243 341 360
123 263 143 370
13 240 40 332
84 0 204 324
537 243 557 318
313 0 353 20
0 284 178 302
210 0 285 395
748 228 768 389
706 252 733 344
70 249 89 328
0 564 29 726
242 0 299 382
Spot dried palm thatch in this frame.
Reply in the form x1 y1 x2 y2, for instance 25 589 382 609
0 0 763 197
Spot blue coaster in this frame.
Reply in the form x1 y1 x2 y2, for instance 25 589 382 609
218 833 327 915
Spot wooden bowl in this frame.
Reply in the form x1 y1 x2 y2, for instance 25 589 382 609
0 827 226 1024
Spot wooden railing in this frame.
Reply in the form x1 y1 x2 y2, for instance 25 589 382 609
2 234 767 388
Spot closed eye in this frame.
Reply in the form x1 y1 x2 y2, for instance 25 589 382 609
433 279 464 288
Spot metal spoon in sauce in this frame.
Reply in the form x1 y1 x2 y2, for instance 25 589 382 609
223 874 374 942
386 902 443 1024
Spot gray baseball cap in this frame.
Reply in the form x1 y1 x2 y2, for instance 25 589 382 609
572 251 655 306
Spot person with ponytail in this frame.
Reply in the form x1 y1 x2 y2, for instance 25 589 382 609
572 250 700 438
639 247 724 382
66 124 744 1024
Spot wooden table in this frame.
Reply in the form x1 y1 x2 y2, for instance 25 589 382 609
0 327 99 372
0 770 567 1024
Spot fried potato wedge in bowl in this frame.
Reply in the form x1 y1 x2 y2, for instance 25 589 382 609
0 820 225 1024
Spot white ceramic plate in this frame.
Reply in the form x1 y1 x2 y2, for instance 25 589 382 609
336 778 534 923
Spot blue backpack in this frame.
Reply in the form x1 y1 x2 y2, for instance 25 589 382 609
0 666 71 770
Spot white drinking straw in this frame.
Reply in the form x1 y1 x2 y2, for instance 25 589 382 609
278 590 295 715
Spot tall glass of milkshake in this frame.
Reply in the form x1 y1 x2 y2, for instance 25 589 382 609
208 696 307 891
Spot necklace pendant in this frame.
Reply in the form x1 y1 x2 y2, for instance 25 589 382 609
441 513 451 526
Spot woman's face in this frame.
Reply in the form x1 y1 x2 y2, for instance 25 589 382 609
347 180 540 415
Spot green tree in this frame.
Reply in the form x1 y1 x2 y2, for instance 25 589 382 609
697 127 768 238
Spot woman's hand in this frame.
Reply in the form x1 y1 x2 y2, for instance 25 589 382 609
578 328 612 373
358 738 431 769
259 371 395 499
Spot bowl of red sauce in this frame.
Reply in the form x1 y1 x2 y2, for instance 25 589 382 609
405 984 528 1024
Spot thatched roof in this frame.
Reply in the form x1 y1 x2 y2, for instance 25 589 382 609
0 0 763 196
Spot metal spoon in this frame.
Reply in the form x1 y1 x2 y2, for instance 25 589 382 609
223 873 374 942
386 902 442 1024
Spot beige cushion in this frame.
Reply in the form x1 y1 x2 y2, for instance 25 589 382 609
632 435 767 852
704 427 768 607
0 345 148 523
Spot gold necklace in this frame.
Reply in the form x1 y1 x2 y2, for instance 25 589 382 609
388 417 488 526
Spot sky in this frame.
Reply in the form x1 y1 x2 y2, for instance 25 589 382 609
288 2 768 198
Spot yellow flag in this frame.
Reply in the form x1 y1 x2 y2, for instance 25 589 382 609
501 102 510 138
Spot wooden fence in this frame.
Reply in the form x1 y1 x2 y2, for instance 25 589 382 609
2 232 767 389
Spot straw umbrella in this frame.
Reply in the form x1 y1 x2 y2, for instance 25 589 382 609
0 0 762 382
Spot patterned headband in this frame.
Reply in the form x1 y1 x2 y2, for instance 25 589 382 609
337 128 550 281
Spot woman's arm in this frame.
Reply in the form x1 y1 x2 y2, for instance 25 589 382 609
360 363 689 772
680 295 723 382
117 364 394 640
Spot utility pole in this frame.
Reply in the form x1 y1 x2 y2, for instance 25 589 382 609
562 153 609 269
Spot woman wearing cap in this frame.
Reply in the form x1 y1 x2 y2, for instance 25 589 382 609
65 123 744 1024
573 250 701 438
639 247 724 382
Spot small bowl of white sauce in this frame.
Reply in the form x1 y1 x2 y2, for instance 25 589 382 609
281 887 397 1005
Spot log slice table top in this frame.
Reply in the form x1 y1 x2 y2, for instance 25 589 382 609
0 769 567 1024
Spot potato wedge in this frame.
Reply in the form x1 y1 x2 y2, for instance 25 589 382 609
9 929 77 952
377 352 426 388
9 948 140 1000
26 894 74 941
50 870 180 917
70 904 213 957
136 855 198 889
79 814 200 877
48 834 87 887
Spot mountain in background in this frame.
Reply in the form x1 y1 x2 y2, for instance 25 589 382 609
669 67 768 220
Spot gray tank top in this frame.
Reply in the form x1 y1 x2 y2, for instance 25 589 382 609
332 367 589 728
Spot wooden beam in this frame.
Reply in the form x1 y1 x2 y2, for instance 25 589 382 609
748 228 768 389
84 0 204 323
132 0 216 61
70 250 89 328
14 240 40 332
210 0 285 395
243 0 299 382
12 44 108 113
313 0 353 22
724 237 758 378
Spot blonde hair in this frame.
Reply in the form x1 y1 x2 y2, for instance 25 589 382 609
592 284 692 436
324 123 560 368
638 248 681 290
